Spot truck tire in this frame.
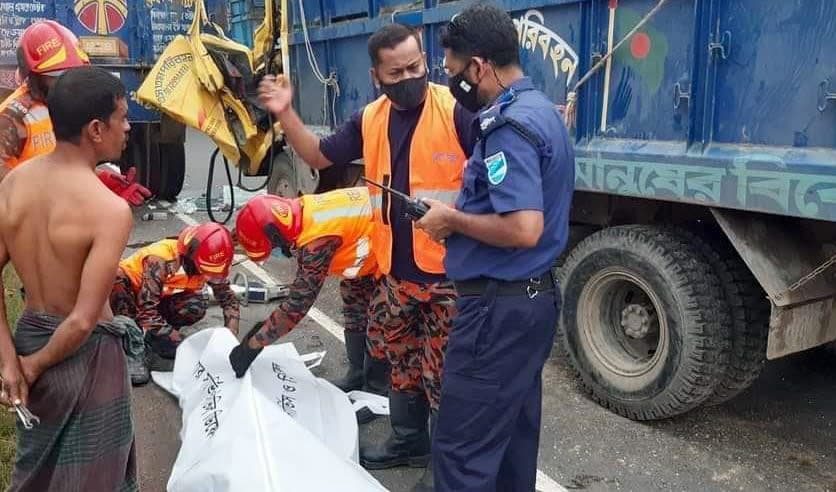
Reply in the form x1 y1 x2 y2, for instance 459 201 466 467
155 142 186 200
556 226 732 420
267 152 299 197
681 229 770 405
122 126 185 200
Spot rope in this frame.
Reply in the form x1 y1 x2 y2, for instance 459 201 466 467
564 0 670 129
297 0 340 126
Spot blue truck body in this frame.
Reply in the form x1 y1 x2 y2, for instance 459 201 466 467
265 0 836 223
211 0 836 418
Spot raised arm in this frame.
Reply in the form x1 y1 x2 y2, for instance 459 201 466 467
258 75 334 170
19 201 133 385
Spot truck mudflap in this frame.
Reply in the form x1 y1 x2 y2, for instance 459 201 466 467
769 299 836 360
712 208 836 358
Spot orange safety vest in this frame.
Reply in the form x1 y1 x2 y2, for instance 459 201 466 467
119 239 206 296
0 83 55 168
295 187 378 279
361 83 466 275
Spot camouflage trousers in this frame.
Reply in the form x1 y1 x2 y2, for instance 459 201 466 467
339 275 377 335
367 275 457 409
110 271 208 359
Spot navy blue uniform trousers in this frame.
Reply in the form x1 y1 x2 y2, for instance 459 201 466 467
433 281 559 491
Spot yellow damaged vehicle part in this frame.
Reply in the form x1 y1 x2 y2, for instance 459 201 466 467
137 0 279 175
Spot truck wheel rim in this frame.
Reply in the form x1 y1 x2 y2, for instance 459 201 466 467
579 268 669 381
275 176 293 196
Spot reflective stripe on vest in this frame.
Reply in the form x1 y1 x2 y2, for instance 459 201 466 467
119 239 207 295
0 84 55 169
295 187 378 279
361 83 466 275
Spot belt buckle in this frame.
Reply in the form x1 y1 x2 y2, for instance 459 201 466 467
527 277 541 299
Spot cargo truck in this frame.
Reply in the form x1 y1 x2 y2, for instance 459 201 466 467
16 0 835 421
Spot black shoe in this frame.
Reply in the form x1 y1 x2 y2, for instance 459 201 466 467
128 353 150 386
363 354 391 397
145 347 175 372
411 410 438 491
360 390 430 470
333 331 366 392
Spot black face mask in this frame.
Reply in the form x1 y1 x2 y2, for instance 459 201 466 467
448 61 483 113
380 72 428 110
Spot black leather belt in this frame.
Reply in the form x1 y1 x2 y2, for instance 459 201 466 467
454 274 555 298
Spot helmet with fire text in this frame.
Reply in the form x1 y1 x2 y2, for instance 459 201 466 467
17 20 90 77
176 223 234 279
235 195 303 262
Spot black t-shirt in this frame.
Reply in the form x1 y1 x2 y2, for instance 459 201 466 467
319 101 477 283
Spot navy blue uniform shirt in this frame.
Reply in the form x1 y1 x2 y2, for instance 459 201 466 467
444 77 575 281
320 100 476 284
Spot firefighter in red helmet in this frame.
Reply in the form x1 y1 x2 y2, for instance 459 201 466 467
111 223 240 383
0 20 151 206
229 190 391 415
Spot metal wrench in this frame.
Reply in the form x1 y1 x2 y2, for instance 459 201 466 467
14 401 40 430
0 376 41 429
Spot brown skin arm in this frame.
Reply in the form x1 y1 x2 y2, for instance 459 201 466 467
258 75 334 170
18 203 133 386
0 238 27 407
416 198 544 249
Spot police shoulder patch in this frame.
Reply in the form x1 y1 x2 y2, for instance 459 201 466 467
484 151 508 185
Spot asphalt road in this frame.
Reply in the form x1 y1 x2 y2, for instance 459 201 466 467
129 130 836 492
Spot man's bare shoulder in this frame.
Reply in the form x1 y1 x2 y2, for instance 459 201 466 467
92 189 132 226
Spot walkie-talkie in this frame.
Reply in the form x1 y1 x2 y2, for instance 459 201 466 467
361 177 429 220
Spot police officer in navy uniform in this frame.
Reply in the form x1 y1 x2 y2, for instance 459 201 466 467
415 4 575 491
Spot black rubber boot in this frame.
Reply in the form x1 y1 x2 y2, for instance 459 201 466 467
356 354 392 425
333 331 366 392
363 354 391 397
360 390 430 470
411 409 438 491
145 341 175 372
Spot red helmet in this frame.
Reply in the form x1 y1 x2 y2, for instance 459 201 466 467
177 223 234 279
235 195 302 262
17 20 90 77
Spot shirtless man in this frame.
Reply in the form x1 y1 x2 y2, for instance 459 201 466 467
0 66 136 491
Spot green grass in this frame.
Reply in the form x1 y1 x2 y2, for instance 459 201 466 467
1 265 22 489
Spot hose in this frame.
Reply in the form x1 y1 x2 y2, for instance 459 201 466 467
207 147 235 224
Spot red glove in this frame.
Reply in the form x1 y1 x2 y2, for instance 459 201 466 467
96 166 152 207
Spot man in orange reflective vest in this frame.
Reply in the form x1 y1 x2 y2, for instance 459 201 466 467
258 23 477 477
0 20 151 205
229 190 391 407
110 223 240 382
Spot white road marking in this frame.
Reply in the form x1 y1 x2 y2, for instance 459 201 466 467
536 470 568 492
305 307 346 343
171 209 567 492
175 212 200 227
